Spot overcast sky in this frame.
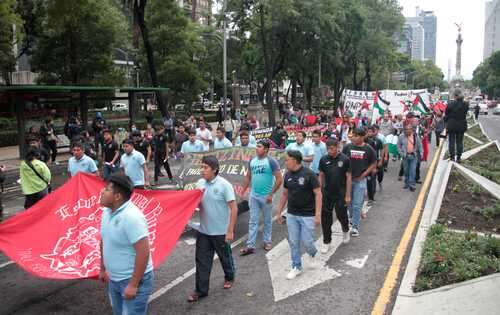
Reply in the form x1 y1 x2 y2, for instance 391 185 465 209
398 0 487 80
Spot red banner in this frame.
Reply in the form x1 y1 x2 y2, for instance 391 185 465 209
0 173 202 280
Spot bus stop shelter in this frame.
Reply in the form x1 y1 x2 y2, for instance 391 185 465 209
0 85 168 158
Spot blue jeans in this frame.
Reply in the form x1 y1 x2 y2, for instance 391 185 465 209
286 214 317 269
103 163 119 180
108 271 154 315
350 178 367 230
247 193 273 248
404 154 417 189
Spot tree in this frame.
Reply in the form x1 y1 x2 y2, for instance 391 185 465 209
0 0 21 85
145 0 207 108
31 0 128 85
473 51 500 98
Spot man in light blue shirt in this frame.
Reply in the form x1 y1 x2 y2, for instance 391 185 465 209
213 127 233 150
240 140 283 255
188 155 238 302
68 142 98 177
234 130 256 148
285 131 314 164
311 130 327 174
120 139 149 188
180 130 205 157
99 174 153 315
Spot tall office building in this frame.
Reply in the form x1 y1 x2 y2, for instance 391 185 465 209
405 9 437 63
484 0 500 60
398 22 425 61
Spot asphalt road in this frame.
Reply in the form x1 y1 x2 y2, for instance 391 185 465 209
0 145 436 315
478 113 500 142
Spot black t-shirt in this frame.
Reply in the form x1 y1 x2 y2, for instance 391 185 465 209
319 153 351 195
175 132 189 152
38 147 50 163
134 140 151 160
366 137 384 160
153 133 168 153
342 143 376 178
284 166 320 216
103 140 119 163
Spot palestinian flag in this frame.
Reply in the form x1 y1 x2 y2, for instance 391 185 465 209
401 100 410 114
413 94 430 114
373 92 385 115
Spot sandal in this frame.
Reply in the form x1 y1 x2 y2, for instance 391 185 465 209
239 247 255 256
187 292 204 302
223 280 233 289
263 243 272 251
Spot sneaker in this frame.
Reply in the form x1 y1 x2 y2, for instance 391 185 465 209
350 228 360 237
367 200 374 207
409 187 416 192
54 161 60 165
320 243 331 254
378 182 383 190
416 180 422 184
306 253 322 269
403 185 409 189
286 267 302 280
343 232 351 244
398 176 402 181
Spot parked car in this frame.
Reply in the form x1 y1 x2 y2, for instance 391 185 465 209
478 102 489 115
493 106 500 115
112 103 128 111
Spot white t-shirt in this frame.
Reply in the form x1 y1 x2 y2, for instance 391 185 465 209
196 128 213 151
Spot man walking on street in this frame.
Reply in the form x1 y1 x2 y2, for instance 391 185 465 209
240 141 283 255
235 131 256 148
102 130 120 180
180 130 205 157
214 127 233 150
342 128 376 237
366 126 384 206
277 150 322 280
445 88 469 163
311 130 327 175
121 139 149 189
319 139 352 253
153 125 174 185
285 131 314 165
196 121 213 151
68 142 98 178
99 174 154 315
397 125 423 192
188 156 238 302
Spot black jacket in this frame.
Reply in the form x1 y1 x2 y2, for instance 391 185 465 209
445 100 469 133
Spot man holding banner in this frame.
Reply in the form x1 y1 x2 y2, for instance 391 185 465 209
99 174 154 315
240 140 283 255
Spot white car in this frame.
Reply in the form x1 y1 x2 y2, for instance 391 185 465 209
479 102 489 115
112 103 129 111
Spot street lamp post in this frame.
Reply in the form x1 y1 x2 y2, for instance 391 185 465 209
222 0 228 120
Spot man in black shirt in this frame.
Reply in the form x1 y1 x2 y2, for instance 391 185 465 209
174 125 189 158
277 150 322 280
319 139 352 252
152 125 173 185
132 131 152 162
342 128 376 237
102 129 120 180
366 126 384 206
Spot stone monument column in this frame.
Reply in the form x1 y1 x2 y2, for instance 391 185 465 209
450 23 465 94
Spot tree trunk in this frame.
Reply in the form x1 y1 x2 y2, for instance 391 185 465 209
259 4 275 125
191 0 197 22
134 0 168 117
306 74 313 112
291 79 297 106
365 60 372 91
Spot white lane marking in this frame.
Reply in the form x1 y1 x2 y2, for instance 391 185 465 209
344 251 371 269
266 221 344 302
0 261 14 269
149 214 281 302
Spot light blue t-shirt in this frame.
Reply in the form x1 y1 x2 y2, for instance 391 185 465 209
377 133 387 145
197 176 236 235
68 154 98 176
120 150 146 187
214 137 233 150
249 156 280 196
181 139 205 154
100 200 153 281
285 142 314 158
311 142 327 174
235 135 257 146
